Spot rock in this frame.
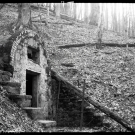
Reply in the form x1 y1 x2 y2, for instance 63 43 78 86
3 63 14 75
2 71 12 77
2 53 9 63
0 70 12 81
1 74 10 81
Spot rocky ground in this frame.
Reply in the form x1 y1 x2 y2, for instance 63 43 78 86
0 4 135 132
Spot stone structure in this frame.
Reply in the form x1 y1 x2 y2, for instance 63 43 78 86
0 28 53 119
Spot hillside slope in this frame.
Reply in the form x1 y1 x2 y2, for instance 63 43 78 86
0 4 135 132
0 86 44 132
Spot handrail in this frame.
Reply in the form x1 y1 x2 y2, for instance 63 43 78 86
51 69 135 132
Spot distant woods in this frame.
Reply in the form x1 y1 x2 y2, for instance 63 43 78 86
1 3 135 38
36 3 135 38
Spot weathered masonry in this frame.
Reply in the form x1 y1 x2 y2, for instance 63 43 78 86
0 28 54 121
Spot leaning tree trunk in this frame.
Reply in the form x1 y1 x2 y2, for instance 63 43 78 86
96 3 103 49
11 3 32 33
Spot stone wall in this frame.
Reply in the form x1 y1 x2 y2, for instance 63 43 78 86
0 29 54 119
51 78 104 127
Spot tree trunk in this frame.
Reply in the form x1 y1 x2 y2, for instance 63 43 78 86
84 3 89 23
54 3 60 17
114 3 117 32
131 4 134 37
60 2 65 14
117 3 121 34
90 3 100 26
73 3 77 20
46 3 49 16
105 3 108 30
11 3 32 33
96 3 103 49
64 3 70 16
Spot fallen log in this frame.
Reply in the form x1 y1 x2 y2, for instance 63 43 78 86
58 43 91 49
51 69 135 132
61 63 75 67
57 43 135 49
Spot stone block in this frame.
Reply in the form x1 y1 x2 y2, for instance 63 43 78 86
2 71 12 77
37 120 56 127
0 81 21 87
8 94 32 107
16 53 21 61
3 86 20 94
3 63 14 75
17 45 22 50
23 107 46 120
2 53 9 63
0 70 12 81
27 38 34 46
1 74 10 81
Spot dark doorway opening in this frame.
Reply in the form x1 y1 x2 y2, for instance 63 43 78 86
26 70 40 107
26 74 33 96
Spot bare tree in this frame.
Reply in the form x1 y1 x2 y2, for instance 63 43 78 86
117 3 121 34
60 2 65 14
73 3 77 20
54 3 61 17
84 3 89 23
131 4 135 37
64 2 70 16
105 3 108 30
89 3 100 26
9 3 32 33
96 3 103 49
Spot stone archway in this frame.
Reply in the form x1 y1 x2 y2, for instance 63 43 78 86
0 28 54 120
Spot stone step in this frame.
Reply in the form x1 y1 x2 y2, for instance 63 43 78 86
0 81 21 87
0 81 21 94
0 70 12 82
23 107 46 120
37 120 56 128
8 94 32 107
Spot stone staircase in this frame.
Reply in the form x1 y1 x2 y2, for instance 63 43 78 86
23 107 56 128
0 81 56 128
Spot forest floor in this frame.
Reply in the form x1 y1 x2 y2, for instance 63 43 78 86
49 45 135 132
0 4 135 132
